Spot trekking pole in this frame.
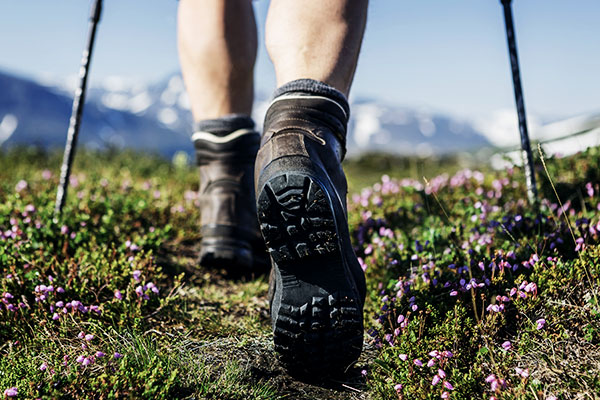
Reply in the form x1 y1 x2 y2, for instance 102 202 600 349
500 0 538 204
54 0 103 215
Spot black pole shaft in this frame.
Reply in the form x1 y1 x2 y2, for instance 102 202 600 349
500 0 537 204
54 0 103 215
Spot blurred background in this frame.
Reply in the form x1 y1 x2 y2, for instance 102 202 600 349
1 0 599 171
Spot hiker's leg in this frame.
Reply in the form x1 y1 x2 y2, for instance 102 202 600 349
258 0 369 373
178 0 263 270
265 0 368 95
178 0 257 120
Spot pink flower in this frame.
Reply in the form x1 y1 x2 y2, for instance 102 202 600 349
76 355 85 363
399 354 408 361
413 358 423 367
15 180 28 192
82 357 91 366
40 362 48 371
394 383 403 392
95 351 105 358
501 341 512 350
132 270 142 282
449 290 458 297
443 381 454 390
84 334 94 341
432 375 441 386
485 374 496 383
438 369 446 379
536 318 546 330
78 331 85 339
546 396 557 400
491 380 500 391
114 290 123 300
441 392 450 399
4 387 18 397
515 367 529 378
427 358 436 367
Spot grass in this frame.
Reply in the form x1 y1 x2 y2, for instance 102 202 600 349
0 145 599 399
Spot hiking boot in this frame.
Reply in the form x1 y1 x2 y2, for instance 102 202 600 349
193 116 263 270
255 84 366 374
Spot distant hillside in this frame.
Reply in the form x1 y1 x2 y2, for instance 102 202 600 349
0 70 491 158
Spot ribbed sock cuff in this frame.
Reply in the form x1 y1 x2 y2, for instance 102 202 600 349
272 79 350 119
194 114 255 137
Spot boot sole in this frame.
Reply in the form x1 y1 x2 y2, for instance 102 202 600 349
257 171 363 375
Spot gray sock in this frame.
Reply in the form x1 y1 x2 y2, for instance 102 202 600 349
272 79 350 118
194 114 255 137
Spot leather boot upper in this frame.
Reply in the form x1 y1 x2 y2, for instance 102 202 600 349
194 129 262 243
255 94 350 215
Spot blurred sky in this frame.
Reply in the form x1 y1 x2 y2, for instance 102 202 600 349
0 0 599 121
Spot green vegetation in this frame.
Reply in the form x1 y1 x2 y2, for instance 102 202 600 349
1 146 598 399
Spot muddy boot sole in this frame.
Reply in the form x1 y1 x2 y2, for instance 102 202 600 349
257 169 363 375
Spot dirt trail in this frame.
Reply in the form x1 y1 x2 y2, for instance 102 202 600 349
160 240 374 399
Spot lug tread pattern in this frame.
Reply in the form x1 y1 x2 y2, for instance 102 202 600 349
257 173 363 374
273 295 363 373
258 174 337 264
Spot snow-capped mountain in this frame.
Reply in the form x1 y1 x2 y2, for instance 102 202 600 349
0 70 491 158
0 70 193 157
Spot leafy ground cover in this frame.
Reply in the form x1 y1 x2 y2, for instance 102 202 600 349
0 146 598 399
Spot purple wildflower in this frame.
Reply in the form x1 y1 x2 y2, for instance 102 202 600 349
4 387 18 397
501 341 512 350
536 318 546 330
515 367 529 378
132 270 142 282
413 358 423 367
15 180 28 192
